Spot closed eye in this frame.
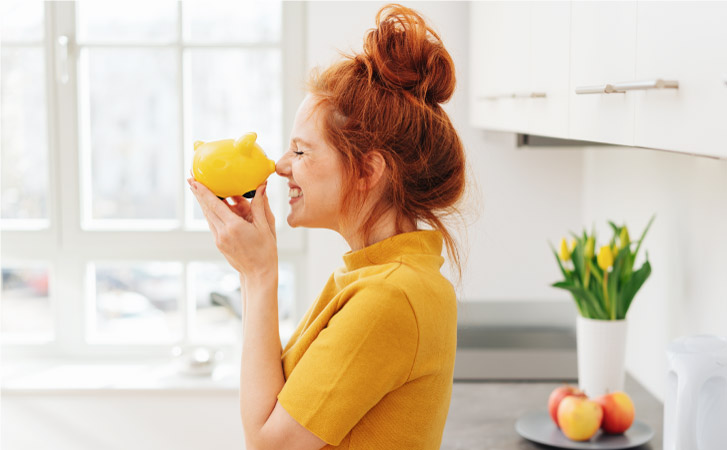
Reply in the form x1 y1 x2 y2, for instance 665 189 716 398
293 151 304 156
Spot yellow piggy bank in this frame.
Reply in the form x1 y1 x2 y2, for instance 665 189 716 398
192 132 276 199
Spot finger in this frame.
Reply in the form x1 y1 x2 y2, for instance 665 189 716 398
190 181 226 231
228 195 253 221
195 181 257 235
251 183 269 230
262 185 276 239
190 187 218 236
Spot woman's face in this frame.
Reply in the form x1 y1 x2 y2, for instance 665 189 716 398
275 94 346 231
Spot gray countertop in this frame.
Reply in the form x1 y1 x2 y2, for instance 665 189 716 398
442 374 663 449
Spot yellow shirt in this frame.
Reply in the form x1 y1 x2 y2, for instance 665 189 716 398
278 230 458 449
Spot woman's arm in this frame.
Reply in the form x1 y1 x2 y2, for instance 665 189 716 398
239 271 284 445
188 179 324 449
240 272 327 450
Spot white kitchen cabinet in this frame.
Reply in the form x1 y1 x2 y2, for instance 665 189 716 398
470 1 726 159
527 2 571 138
569 1 638 146
469 2 530 132
634 2 727 159
469 2 571 137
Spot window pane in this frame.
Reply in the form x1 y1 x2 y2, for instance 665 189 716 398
1 266 53 342
186 48 281 222
81 48 179 222
183 1 281 43
1 47 49 223
189 262 240 343
278 262 296 342
0 0 44 42
77 0 177 43
189 261 295 344
90 262 182 343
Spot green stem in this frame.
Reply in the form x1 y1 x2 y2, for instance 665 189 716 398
584 264 591 289
603 272 611 319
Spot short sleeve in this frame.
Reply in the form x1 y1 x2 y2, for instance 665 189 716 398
277 283 419 446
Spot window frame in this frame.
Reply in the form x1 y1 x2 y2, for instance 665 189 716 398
1 1 308 360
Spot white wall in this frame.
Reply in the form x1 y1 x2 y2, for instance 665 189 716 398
301 1 585 306
581 146 727 401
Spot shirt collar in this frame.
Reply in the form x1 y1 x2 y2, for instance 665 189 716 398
342 229 444 272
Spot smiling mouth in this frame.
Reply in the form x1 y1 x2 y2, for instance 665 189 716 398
289 187 302 198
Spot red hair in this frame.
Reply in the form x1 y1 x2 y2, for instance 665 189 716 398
307 4 468 283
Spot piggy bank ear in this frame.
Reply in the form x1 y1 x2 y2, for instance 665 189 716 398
234 132 257 156
193 141 205 151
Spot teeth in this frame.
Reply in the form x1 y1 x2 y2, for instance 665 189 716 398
288 187 302 198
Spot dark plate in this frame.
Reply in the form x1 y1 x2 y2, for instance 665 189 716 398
515 410 654 449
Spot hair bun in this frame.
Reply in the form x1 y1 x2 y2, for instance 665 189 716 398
361 4 455 104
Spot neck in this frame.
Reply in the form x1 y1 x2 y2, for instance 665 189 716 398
342 208 417 251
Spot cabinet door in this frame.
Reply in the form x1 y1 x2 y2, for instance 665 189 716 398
527 2 571 138
469 1 530 132
569 1 638 146
634 2 727 158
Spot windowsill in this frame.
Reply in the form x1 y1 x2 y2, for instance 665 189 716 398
2 331 294 394
1 355 240 394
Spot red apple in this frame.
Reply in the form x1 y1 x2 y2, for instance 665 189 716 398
548 385 586 427
557 396 604 441
594 391 635 434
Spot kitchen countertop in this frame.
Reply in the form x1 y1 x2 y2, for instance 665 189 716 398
441 374 663 449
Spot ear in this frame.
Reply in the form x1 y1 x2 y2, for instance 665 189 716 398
357 151 387 191
234 132 258 156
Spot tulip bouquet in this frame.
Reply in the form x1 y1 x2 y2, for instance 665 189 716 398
550 215 655 320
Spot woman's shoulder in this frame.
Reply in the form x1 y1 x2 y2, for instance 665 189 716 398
346 259 456 312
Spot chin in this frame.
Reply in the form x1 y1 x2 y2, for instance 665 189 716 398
286 212 308 228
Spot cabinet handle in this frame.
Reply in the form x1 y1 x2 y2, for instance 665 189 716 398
479 92 547 101
575 84 624 95
612 79 679 91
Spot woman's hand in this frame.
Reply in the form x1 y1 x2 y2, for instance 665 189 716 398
188 177 278 282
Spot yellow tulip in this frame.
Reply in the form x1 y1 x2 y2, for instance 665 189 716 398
585 237 595 259
559 238 571 261
597 245 614 270
570 239 577 253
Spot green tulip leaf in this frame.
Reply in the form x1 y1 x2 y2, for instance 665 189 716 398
632 214 656 265
555 282 608 320
608 221 621 236
619 260 652 318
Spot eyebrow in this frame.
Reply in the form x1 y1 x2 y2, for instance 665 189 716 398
292 137 314 149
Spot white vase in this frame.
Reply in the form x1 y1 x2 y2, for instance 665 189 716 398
576 316 628 397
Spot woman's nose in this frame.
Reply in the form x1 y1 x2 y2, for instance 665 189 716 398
275 153 290 177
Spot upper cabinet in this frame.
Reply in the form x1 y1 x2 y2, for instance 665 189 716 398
528 2 571 139
470 1 727 159
470 2 530 133
470 2 570 138
634 2 727 158
569 2 638 146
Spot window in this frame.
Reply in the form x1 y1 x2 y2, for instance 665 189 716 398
0 1 306 358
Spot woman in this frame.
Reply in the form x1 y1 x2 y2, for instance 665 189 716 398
189 4 467 449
